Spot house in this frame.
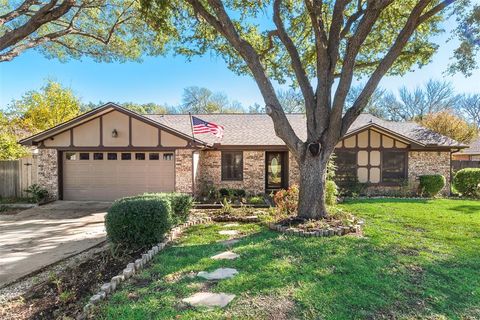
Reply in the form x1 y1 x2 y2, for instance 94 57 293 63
452 136 480 161
20 103 465 201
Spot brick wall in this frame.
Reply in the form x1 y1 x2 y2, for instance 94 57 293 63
37 148 58 199
175 149 195 194
408 151 451 194
288 152 300 186
196 150 265 195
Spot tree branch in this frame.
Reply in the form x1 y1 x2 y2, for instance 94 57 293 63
0 0 38 26
185 0 303 153
342 0 455 135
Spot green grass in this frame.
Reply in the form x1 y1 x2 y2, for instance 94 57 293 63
97 199 480 319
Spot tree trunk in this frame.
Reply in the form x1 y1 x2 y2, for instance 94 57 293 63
297 148 332 219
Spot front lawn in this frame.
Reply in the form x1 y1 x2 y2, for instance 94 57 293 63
96 199 480 319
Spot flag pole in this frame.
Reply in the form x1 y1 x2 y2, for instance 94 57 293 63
189 112 196 143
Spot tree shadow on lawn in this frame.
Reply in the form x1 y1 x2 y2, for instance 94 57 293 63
103 225 480 320
448 204 480 214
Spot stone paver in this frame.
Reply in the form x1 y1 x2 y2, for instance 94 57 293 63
0 201 110 287
218 239 240 246
219 230 239 236
182 292 236 308
211 251 239 260
197 268 238 280
223 223 239 227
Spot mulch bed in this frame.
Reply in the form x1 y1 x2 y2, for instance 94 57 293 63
0 248 142 320
271 215 363 237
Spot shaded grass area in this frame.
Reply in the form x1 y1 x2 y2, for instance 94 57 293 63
97 199 480 319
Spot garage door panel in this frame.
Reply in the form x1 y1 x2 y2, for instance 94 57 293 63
63 151 175 201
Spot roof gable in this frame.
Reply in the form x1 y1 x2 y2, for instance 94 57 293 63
19 102 207 146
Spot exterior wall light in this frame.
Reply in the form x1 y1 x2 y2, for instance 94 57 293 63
112 129 118 138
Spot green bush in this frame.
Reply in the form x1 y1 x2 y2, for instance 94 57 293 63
418 175 445 197
24 184 49 203
247 195 265 205
325 180 338 206
453 168 480 198
105 195 172 250
144 193 193 224
219 188 232 197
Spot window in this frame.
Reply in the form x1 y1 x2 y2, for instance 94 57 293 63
93 153 104 160
107 153 117 160
149 153 160 160
163 153 173 161
66 152 76 160
121 153 131 160
79 153 90 160
135 153 145 160
334 150 357 182
382 151 407 182
221 151 243 181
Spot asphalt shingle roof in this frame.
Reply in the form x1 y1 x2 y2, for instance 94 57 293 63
460 136 480 154
145 113 464 148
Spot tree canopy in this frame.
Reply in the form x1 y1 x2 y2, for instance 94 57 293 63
179 86 244 113
0 0 161 62
419 110 478 143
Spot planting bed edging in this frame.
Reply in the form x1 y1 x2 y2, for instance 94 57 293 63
211 215 261 223
268 222 362 237
79 217 213 319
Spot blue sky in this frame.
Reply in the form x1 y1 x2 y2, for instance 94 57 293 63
0 20 479 111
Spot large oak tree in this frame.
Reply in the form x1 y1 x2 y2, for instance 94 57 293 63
140 0 478 219
0 0 159 62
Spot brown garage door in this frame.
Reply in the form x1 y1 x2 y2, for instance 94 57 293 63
63 151 175 201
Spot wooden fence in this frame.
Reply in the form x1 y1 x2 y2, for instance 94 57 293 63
452 160 480 173
0 156 38 198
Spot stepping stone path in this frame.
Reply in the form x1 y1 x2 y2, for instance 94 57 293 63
223 223 239 227
182 292 236 308
211 251 239 260
197 267 238 280
218 238 240 246
219 230 238 236
183 225 242 309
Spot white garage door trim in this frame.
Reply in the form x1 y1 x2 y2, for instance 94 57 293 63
62 151 175 201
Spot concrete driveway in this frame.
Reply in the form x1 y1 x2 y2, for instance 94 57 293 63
0 201 110 288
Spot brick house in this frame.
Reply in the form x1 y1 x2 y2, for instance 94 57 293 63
20 103 465 200
452 136 480 161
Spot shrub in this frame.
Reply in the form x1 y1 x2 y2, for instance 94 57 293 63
219 188 233 197
453 168 480 198
325 180 338 206
273 185 299 216
144 193 193 224
418 175 445 197
105 195 172 250
221 197 233 214
248 195 265 205
233 189 246 197
24 184 49 203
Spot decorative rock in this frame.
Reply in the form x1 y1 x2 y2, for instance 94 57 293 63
182 292 236 308
83 303 93 314
244 215 258 221
219 230 239 236
98 291 107 299
152 246 159 254
123 267 134 279
101 283 112 295
135 259 143 270
127 262 135 269
89 294 103 304
211 251 240 260
197 268 238 280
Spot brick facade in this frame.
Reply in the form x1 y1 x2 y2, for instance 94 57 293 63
288 152 300 186
196 150 265 195
174 149 195 194
37 148 58 199
408 151 451 194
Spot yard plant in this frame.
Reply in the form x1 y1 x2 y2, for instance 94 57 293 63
453 168 480 198
98 199 480 319
418 174 445 197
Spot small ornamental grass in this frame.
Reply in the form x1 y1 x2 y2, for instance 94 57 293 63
418 174 445 197
453 168 480 198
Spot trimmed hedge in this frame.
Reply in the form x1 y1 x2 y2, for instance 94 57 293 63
418 174 445 197
453 168 480 197
144 192 193 224
105 195 172 249
219 188 246 198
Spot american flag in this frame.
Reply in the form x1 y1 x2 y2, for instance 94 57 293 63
191 116 224 138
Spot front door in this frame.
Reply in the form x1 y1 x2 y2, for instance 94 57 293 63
265 151 288 191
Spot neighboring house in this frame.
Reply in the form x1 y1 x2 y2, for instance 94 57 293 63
20 103 465 201
452 136 480 161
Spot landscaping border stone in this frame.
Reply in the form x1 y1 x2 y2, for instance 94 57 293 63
267 222 362 237
79 217 213 319
211 215 260 223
